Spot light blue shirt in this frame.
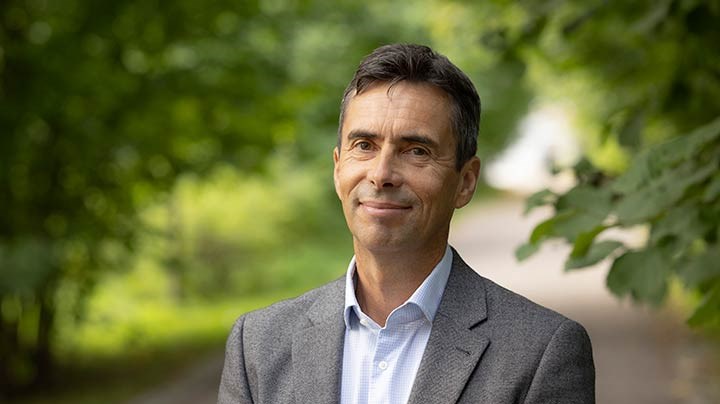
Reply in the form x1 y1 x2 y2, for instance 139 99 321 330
340 246 453 404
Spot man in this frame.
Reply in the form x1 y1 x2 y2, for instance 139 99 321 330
218 44 595 404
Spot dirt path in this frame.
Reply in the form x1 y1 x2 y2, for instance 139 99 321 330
127 197 719 404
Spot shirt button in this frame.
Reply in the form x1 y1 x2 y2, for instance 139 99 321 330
360 319 368 327
378 361 388 370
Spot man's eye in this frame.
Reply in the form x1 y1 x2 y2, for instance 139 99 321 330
410 147 428 156
356 141 372 150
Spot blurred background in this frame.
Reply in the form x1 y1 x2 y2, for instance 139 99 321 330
1 0 719 403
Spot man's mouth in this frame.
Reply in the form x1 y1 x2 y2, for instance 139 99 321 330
359 200 412 217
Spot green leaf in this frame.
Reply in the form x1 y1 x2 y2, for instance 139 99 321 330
614 159 716 224
606 248 669 306
556 185 612 216
515 242 540 261
684 116 720 153
612 116 720 194
524 189 555 214
569 225 608 258
703 173 720 202
679 247 720 288
614 179 682 224
610 144 673 194
553 211 608 241
572 158 602 184
649 203 708 248
565 240 624 270
529 211 572 244
529 209 607 244
687 283 720 328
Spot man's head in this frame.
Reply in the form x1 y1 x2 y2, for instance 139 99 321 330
338 43 481 171
333 44 481 256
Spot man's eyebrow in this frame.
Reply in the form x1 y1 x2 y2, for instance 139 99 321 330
401 134 438 148
345 131 439 148
347 130 378 141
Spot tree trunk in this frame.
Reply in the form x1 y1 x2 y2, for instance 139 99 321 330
0 302 19 398
32 284 57 390
0 295 30 398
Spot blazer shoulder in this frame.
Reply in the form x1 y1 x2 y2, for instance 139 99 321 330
444 253 595 403
478 274 593 358
450 250 573 331
482 276 570 326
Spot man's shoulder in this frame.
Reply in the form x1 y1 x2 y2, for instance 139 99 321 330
453 259 591 367
451 252 580 337
482 276 570 326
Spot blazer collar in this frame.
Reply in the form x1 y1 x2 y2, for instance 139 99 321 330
290 248 490 404
407 248 490 404
291 278 346 404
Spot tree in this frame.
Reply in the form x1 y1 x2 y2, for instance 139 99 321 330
492 0 720 328
0 0 537 394
0 0 416 393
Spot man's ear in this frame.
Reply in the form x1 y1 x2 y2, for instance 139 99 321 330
455 156 481 209
333 147 341 198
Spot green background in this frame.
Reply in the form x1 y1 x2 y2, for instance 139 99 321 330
1 0 718 401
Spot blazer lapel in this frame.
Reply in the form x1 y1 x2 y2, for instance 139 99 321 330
291 279 346 404
407 251 490 404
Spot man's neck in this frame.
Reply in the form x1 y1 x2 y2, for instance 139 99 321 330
352 243 447 327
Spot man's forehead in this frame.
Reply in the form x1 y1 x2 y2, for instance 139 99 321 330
340 81 455 149
344 82 451 122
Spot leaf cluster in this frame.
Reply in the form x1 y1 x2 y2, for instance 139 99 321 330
519 117 720 327
496 0 720 329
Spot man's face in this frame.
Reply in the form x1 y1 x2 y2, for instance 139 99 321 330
333 81 480 255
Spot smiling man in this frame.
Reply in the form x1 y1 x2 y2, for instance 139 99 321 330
218 44 595 404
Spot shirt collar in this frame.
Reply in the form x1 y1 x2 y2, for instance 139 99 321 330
343 245 453 329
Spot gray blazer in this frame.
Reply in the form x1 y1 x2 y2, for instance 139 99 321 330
218 250 595 403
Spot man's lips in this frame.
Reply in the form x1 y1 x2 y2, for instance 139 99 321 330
358 200 412 217
359 200 411 209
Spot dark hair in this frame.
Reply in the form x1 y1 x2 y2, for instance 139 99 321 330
338 43 481 170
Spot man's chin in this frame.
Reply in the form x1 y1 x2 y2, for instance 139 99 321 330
352 232 416 253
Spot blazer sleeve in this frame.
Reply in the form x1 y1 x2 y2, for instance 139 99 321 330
218 316 254 404
523 319 596 404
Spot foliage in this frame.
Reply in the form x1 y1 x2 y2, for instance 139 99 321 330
0 0 391 393
13 158 351 402
156 158 345 297
4 0 717 398
519 119 720 315
509 0 720 328
1 0 534 394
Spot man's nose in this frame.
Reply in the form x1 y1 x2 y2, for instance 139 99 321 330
369 149 402 189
